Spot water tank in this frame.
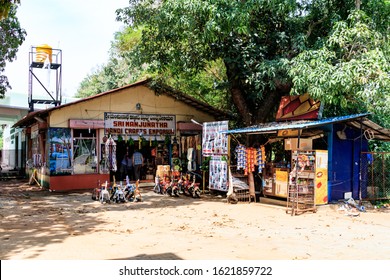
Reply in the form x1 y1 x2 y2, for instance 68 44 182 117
35 44 52 63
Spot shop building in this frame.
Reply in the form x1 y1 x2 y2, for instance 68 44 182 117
223 95 390 211
13 79 227 191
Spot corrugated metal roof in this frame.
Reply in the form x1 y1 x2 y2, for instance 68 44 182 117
222 113 390 141
13 79 230 128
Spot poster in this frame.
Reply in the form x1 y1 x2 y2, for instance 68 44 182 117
275 170 288 197
202 121 229 156
48 128 72 175
209 156 228 191
315 150 328 205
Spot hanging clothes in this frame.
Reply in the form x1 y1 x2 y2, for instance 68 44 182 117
245 147 256 175
235 144 247 170
187 147 195 171
256 146 266 173
105 136 117 171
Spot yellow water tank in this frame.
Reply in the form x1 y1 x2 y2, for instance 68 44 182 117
35 44 52 63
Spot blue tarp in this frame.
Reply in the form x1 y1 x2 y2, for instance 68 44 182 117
221 113 370 134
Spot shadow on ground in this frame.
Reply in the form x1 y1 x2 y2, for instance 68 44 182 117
0 179 225 259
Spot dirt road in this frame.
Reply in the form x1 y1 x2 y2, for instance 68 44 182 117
1 179 389 260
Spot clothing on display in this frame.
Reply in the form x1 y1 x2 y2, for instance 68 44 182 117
187 147 196 171
246 147 257 175
256 146 266 173
105 136 117 171
235 144 267 175
235 144 247 170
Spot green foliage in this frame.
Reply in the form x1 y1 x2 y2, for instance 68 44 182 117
0 0 20 20
0 4 26 98
76 25 151 98
78 0 389 132
290 10 389 126
117 1 389 124
116 0 307 124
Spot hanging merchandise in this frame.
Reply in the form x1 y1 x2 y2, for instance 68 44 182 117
235 144 246 170
256 145 266 173
195 135 201 150
187 147 195 171
181 136 186 154
246 147 256 175
105 136 117 171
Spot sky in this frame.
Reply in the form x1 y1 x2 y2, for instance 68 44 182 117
4 0 130 99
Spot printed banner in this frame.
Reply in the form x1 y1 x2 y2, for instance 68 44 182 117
202 121 229 156
209 156 228 191
104 112 176 136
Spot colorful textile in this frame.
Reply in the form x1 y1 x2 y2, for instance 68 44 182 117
235 144 247 170
256 146 266 173
246 147 257 175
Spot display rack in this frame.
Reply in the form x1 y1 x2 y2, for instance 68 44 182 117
286 151 317 215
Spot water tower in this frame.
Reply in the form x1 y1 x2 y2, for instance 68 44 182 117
28 45 62 112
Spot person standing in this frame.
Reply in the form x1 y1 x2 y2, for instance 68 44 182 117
132 149 144 181
120 154 128 181
126 153 134 181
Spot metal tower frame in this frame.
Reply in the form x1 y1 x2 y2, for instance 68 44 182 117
28 46 62 112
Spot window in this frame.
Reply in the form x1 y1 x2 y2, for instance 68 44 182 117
72 129 97 174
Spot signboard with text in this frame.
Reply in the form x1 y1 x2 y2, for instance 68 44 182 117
104 113 176 136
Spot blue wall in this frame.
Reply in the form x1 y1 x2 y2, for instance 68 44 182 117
328 124 369 201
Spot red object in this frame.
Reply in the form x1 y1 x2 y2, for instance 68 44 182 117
50 173 109 191
276 94 322 121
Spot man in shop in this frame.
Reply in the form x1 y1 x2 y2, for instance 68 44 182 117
132 149 144 181
126 153 134 181
120 154 128 181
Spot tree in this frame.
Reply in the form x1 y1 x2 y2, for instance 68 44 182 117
290 10 389 127
116 0 376 126
0 4 26 98
0 0 20 20
76 28 149 98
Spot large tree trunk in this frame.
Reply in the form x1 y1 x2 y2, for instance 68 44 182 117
226 60 292 126
225 62 253 126
256 81 292 123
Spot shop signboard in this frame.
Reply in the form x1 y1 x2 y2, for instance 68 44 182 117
104 112 176 137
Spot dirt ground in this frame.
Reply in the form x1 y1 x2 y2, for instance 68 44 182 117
1 179 389 260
